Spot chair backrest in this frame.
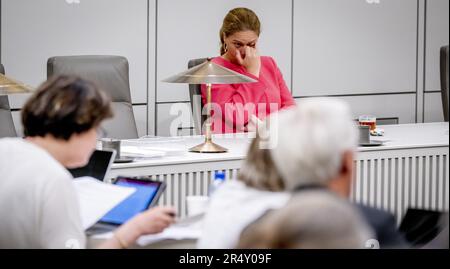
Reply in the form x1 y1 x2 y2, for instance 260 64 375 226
440 46 449 122
0 64 18 138
47 55 139 139
188 58 208 135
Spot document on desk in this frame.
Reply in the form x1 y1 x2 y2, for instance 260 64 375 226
122 138 187 157
135 214 203 246
91 227 201 243
72 177 136 230
136 226 202 246
120 145 166 159
90 215 203 246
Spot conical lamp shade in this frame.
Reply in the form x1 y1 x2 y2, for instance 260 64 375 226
162 59 257 84
0 73 33 95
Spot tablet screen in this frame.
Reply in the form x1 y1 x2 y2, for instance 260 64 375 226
100 177 164 225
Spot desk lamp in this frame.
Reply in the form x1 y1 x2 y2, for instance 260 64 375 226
0 73 33 95
162 58 257 153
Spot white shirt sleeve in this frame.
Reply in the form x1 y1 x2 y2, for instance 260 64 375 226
38 172 86 249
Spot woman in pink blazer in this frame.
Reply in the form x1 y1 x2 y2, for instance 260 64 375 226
202 7 296 134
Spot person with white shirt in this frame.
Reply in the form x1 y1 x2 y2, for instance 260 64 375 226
0 75 175 249
197 134 291 249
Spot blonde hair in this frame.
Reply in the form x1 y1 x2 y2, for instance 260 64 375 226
219 7 261 55
237 135 285 192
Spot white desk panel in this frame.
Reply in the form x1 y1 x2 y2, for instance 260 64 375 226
296 94 416 124
1 0 150 104
156 103 194 137
293 0 417 96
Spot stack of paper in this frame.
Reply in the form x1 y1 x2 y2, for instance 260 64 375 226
122 137 187 157
136 214 204 246
136 226 201 246
90 214 203 246
120 145 166 159
72 177 136 230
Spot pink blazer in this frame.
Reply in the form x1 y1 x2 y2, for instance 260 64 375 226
201 56 296 133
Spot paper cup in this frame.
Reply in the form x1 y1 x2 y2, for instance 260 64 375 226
186 196 209 217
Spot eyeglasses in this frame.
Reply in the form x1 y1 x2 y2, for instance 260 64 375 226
96 127 108 139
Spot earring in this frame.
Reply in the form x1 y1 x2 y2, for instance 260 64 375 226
224 43 228 53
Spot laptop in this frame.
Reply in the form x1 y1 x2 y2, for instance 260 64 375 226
68 149 116 181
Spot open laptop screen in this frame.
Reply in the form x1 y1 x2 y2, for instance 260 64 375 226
68 149 115 181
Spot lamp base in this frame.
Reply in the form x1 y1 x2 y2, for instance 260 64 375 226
189 140 228 153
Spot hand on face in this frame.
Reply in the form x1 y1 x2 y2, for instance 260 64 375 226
235 46 261 78
223 30 260 77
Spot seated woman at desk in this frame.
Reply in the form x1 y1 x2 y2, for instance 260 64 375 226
0 75 175 249
202 7 296 133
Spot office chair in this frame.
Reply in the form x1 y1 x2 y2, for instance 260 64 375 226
0 64 18 138
47 55 139 139
399 208 448 248
188 58 208 135
440 45 449 122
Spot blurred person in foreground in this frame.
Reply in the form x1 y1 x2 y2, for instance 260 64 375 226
199 98 406 249
264 98 408 248
238 191 374 249
0 76 175 249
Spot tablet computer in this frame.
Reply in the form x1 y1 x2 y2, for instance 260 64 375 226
98 176 166 226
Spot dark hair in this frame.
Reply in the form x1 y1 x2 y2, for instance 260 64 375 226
220 7 261 55
22 75 113 140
